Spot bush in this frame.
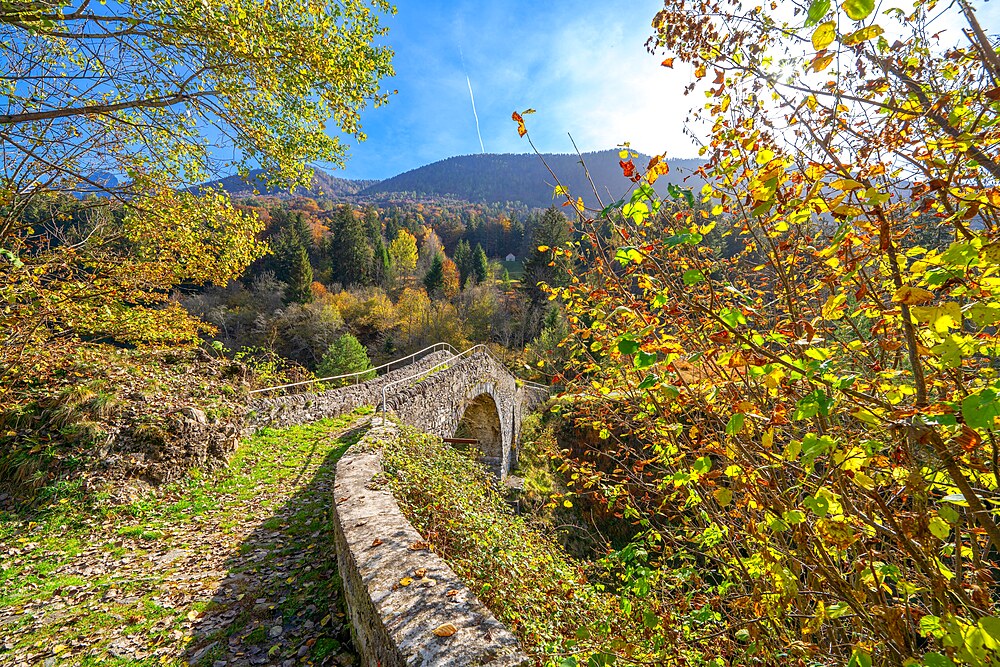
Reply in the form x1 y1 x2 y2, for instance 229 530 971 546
316 333 375 385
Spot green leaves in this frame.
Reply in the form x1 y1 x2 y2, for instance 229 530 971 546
726 413 746 435
847 650 872 667
804 494 830 517
928 516 951 540
682 269 706 286
618 338 640 355
961 389 1000 430
805 0 831 25
841 0 874 20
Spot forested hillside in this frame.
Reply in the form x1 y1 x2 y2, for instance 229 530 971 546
6 0 1000 666
358 150 703 208
198 168 379 199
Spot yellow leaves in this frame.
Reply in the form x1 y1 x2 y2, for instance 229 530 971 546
399 576 414 586
842 0 875 20
756 149 775 166
897 98 923 119
981 242 1000 265
821 293 847 320
805 164 826 181
911 302 962 333
891 286 935 306
811 22 836 50
830 178 864 191
714 488 734 506
645 155 671 185
842 24 883 46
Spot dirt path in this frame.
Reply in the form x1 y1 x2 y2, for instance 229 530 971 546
1 411 370 667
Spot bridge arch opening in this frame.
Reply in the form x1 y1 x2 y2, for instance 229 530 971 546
454 393 503 474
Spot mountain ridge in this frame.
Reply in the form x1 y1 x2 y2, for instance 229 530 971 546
199 150 705 208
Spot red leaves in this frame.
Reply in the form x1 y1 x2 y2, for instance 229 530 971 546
512 111 526 138
511 108 535 138
620 159 637 180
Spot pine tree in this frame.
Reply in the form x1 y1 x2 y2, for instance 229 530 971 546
423 252 445 296
285 244 314 304
331 204 374 286
363 205 389 285
522 207 571 304
453 239 472 287
472 243 489 284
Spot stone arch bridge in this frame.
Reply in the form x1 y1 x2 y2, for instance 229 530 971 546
250 345 549 478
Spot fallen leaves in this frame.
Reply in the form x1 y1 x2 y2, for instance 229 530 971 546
433 622 458 637
2 414 365 666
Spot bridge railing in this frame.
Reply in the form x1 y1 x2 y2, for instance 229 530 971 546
378 343 550 414
249 342 461 396
378 343 490 414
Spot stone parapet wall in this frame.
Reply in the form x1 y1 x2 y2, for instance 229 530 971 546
333 418 529 667
249 351 452 430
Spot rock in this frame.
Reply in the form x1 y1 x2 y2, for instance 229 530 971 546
269 625 283 638
182 407 209 424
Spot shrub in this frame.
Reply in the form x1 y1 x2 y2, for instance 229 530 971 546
316 333 375 385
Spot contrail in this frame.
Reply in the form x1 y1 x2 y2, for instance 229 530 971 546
459 46 485 153
466 75 485 154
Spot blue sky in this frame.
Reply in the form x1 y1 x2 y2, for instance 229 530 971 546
330 0 700 180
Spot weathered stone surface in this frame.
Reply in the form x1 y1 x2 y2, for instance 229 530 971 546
249 352 452 430
254 348 548 478
333 419 530 667
380 350 549 478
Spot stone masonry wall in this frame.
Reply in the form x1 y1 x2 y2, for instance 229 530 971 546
333 418 529 667
249 351 452 430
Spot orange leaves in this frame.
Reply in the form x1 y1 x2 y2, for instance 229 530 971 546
661 57 675 68
511 111 526 137
811 52 835 72
511 108 535 138
433 623 458 637
620 159 637 180
646 155 671 185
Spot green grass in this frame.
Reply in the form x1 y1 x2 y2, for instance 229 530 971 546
501 259 525 280
382 425 621 666
0 407 372 667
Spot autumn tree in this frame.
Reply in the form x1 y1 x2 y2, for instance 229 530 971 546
514 0 1000 663
0 0 394 396
441 257 461 298
388 229 418 280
